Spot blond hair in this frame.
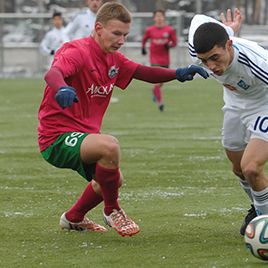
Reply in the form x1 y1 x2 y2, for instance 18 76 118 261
96 2 131 25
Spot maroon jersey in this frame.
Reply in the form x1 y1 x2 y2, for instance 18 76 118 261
142 25 177 66
38 36 139 151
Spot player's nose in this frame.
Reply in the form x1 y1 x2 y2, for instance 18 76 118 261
118 35 126 45
206 61 217 71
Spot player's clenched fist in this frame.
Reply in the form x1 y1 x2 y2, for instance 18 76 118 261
55 86 79 108
176 65 209 82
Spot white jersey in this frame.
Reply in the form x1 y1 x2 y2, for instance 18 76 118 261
40 27 69 56
64 9 96 40
188 14 268 110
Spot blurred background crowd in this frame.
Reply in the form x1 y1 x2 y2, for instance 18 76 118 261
0 0 268 77
2 0 268 24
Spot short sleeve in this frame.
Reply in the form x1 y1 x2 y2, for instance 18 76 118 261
52 43 85 77
40 32 51 55
115 52 139 89
64 14 80 39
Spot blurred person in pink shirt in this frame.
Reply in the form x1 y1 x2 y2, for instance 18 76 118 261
142 9 177 111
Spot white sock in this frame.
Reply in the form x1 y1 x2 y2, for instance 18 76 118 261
239 179 253 202
252 186 268 215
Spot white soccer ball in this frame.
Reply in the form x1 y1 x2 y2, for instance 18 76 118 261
244 215 268 260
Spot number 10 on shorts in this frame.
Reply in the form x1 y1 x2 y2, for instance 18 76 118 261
254 116 268 133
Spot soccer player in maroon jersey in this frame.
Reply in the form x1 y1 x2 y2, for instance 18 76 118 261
38 2 208 237
141 9 177 111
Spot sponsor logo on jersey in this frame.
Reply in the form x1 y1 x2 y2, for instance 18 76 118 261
108 65 119 79
86 83 114 97
163 32 169 38
223 83 237 91
237 79 250 90
153 38 167 45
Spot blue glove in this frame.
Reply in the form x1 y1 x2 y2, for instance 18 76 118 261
164 43 171 50
55 86 79 109
176 65 209 82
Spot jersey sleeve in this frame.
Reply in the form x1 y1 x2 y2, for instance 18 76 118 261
52 43 85 78
115 52 139 89
142 27 150 49
255 60 268 85
62 28 70 43
169 27 177 47
236 38 268 85
40 32 52 55
188 14 234 64
64 16 79 40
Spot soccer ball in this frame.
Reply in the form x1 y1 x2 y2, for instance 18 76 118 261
244 215 268 260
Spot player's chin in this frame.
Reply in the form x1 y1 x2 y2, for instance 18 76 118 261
213 70 224 76
110 46 121 52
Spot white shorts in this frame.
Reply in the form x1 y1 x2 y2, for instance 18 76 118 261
222 105 268 151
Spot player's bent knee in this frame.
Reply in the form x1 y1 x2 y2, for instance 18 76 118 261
80 134 120 166
103 136 120 158
96 135 121 168
241 165 259 182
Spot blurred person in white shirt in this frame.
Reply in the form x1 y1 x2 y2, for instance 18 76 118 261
40 12 69 57
65 0 103 40
40 12 69 66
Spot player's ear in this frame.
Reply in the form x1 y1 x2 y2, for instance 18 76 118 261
95 22 103 36
226 39 233 49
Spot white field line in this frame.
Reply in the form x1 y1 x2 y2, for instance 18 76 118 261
184 207 245 218
2 211 33 217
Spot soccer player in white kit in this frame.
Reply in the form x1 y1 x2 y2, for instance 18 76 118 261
40 12 69 57
188 9 268 235
64 0 103 40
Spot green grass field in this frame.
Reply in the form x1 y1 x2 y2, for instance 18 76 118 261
0 78 265 267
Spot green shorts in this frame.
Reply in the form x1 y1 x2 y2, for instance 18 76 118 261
41 132 96 181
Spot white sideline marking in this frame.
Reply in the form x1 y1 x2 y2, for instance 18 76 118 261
188 155 224 161
120 188 184 201
0 185 34 190
3 211 33 217
194 136 221 140
184 207 245 218
110 97 119 103
184 213 207 217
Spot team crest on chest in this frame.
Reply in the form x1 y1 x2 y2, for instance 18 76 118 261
237 79 250 90
108 65 119 79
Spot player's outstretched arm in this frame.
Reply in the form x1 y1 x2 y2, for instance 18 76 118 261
132 65 208 83
220 8 242 35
